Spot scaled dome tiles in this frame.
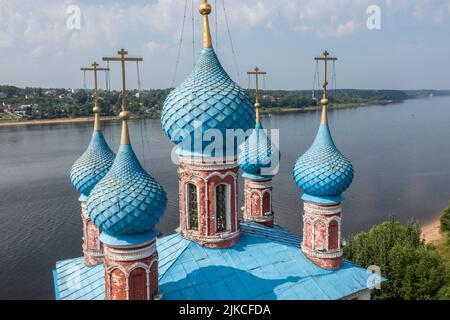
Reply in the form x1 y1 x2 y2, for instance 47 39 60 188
238 122 278 179
293 124 353 200
70 131 115 197
161 48 256 157
87 144 167 237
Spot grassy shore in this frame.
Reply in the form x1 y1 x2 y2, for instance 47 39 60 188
0 100 399 127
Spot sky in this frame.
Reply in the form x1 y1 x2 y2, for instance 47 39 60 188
0 0 449 90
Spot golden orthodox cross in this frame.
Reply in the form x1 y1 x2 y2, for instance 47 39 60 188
314 50 337 99
80 62 110 111
80 62 110 131
102 49 143 144
102 49 143 113
247 67 267 122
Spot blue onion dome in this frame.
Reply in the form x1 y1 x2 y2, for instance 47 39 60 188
238 122 278 180
87 143 167 237
161 48 256 157
70 131 115 197
293 108 353 203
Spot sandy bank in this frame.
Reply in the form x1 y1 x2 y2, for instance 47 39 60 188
421 216 444 245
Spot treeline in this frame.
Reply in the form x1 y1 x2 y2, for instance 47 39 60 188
248 89 412 109
344 213 450 300
1 85 449 120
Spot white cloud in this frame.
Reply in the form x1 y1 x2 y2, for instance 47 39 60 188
0 0 449 89
1 0 449 57
143 41 164 56
335 21 357 37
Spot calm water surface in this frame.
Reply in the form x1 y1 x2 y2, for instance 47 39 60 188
0 96 449 299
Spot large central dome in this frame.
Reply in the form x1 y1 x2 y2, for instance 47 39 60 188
161 48 255 157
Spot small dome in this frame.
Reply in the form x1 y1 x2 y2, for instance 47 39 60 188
161 48 255 157
70 131 115 197
293 124 353 199
238 122 278 179
87 144 167 236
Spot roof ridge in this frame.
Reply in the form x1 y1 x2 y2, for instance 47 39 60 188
240 222 301 248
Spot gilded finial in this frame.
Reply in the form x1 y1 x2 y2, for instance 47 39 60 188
199 0 213 48
314 50 337 125
247 67 267 123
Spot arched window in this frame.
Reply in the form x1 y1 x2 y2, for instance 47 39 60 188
329 220 340 250
263 192 271 215
251 192 260 215
128 268 148 300
186 183 199 231
314 221 327 251
216 184 228 232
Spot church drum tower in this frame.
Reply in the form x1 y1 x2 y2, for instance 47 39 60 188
161 0 256 248
293 51 354 270
238 67 278 227
87 49 167 300
69 62 115 267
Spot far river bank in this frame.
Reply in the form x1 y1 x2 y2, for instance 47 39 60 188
0 100 398 127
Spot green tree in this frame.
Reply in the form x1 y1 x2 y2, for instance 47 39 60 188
437 284 450 300
440 202 450 233
387 245 446 300
344 217 449 300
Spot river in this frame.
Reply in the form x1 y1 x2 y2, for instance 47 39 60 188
0 96 449 299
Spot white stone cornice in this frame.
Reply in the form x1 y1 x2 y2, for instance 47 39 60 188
243 214 274 223
104 243 157 262
181 230 240 244
304 202 342 215
245 179 273 189
301 247 343 259
83 248 103 258
179 157 238 171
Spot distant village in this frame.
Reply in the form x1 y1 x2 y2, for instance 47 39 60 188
1 88 78 119
0 86 170 121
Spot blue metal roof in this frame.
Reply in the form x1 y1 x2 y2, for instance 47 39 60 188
161 48 256 157
87 144 167 237
53 257 105 300
293 124 354 203
54 222 382 300
70 131 115 197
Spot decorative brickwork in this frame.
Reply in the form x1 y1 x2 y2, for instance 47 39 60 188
81 201 103 266
301 201 343 270
104 239 159 300
243 178 274 227
178 156 240 248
